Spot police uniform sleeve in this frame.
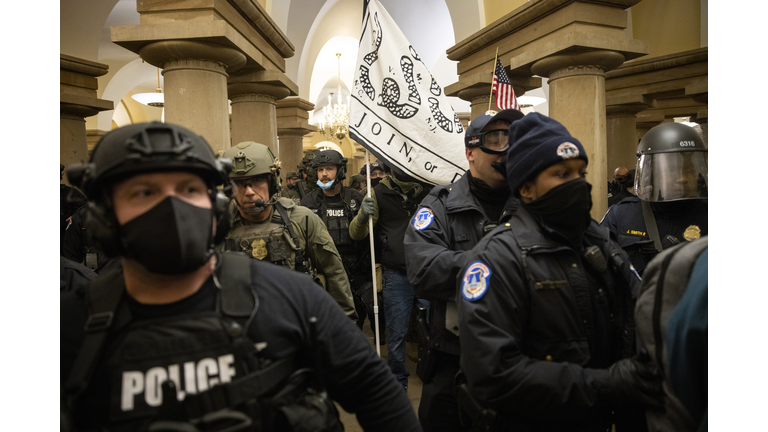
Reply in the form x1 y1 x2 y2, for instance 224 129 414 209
404 191 461 301
250 268 421 431
599 204 620 241
349 188 379 241
292 206 358 320
458 233 610 418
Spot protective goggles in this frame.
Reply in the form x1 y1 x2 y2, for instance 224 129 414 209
232 175 269 190
466 130 510 154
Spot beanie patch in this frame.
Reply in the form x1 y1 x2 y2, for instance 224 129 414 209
556 143 580 159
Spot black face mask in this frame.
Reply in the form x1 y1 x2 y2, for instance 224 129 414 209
120 196 214 274
523 179 593 249
370 177 382 188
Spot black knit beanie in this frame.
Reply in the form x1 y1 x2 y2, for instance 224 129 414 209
505 113 589 194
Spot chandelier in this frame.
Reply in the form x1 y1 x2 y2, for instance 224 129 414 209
131 67 164 108
319 53 350 143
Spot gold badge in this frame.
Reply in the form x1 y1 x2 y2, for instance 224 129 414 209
251 239 268 260
683 225 701 241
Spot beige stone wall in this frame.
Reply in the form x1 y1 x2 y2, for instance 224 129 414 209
631 0 702 59
483 0 528 24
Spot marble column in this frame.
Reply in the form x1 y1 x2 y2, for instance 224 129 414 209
228 68 296 153
532 50 626 219
60 54 113 185
277 97 317 181
606 103 649 176
138 40 247 155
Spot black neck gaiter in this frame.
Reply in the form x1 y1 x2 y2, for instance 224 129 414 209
523 179 593 249
467 171 510 222
120 196 214 274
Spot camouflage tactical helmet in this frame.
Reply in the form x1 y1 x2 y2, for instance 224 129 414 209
222 141 282 199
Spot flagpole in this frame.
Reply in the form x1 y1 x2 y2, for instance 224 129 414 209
488 47 499 112
365 150 382 356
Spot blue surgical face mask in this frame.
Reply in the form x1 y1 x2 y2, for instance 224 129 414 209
317 179 335 190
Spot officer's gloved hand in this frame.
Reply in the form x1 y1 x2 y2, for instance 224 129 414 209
603 350 664 409
359 197 375 222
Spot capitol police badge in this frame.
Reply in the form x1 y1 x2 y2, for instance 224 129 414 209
556 142 580 160
251 239 268 260
462 261 492 301
413 207 434 231
683 225 701 241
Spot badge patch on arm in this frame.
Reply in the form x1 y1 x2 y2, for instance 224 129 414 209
413 207 434 231
462 261 491 301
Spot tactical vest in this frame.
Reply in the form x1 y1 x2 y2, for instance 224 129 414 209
63 253 342 432
315 188 356 250
223 201 306 273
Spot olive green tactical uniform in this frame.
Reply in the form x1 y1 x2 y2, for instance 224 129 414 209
221 197 357 320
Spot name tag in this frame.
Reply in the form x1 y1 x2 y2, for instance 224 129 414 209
534 280 567 290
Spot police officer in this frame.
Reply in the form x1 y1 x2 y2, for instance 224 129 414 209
61 122 419 431
457 113 663 431
300 149 375 331
403 109 523 431
219 141 357 321
350 163 430 390
280 171 302 204
601 122 708 276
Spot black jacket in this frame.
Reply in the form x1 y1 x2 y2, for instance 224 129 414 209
600 197 708 275
61 255 420 432
404 173 518 356
458 206 640 431
371 181 428 269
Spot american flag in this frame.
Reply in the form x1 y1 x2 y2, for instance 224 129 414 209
492 57 520 110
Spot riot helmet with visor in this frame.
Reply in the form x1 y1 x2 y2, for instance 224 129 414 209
635 122 708 202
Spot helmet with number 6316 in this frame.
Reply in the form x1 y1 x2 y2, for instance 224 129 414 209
635 122 708 202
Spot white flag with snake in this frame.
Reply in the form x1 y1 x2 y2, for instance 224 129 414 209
349 0 468 186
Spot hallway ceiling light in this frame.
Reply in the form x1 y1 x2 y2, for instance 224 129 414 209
319 53 350 144
131 68 164 108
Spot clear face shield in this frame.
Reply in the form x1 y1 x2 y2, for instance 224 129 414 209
635 150 708 202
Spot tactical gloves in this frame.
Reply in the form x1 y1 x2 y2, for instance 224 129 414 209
596 350 664 409
359 197 375 222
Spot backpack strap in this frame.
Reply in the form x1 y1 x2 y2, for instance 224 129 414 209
64 269 132 401
273 201 313 276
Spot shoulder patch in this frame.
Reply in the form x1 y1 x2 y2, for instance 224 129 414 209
462 261 492 302
413 207 435 231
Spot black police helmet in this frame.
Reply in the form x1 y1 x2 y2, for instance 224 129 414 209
637 121 707 156
64 122 233 256
312 149 348 182
67 121 231 199
635 122 708 202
